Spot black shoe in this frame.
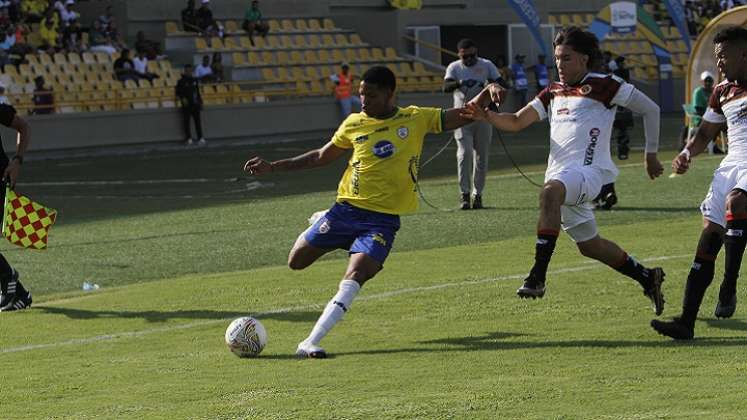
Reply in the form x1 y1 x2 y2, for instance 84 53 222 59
460 193 470 210
715 293 737 319
0 290 32 312
472 194 483 209
713 145 725 155
643 267 665 316
517 274 545 299
596 192 618 210
0 268 20 309
650 317 694 340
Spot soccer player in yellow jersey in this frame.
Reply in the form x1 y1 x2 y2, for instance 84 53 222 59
244 66 492 358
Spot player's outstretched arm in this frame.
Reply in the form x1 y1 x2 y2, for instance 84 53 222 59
622 89 663 179
468 83 507 108
244 141 347 176
459 102 539 132
673 120 724 175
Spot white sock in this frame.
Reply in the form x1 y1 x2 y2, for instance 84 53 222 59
306 279 360 345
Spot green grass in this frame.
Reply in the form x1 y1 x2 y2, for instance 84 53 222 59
2 126 746 418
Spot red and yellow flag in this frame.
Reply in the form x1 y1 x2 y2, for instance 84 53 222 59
2 186 57 250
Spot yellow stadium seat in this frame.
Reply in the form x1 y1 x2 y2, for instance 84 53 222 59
211 37 225 50
335 34 349 46
259 51 274 65
357 48 371 61
344 48 358 63
303 50 318 64
307 34 321 48
291 67 305 80
223 37 238 50
195 38 209 50
295 19 309 32
399 62 414 76
252 36 266 49
350 34 363 45
39 53 53 67
371 48 385 61
276 51 290 65
233 52 247 65
331 49 346 63
384 48 398 60
293 35 307 48
305 66 320 80
321 34 335 47
275 67 290 82
247 52 260 65
225 20 238 33
239 36 253 49
548 15 558 25
261 68 275 81
317 50 331 63
268 20 281 32
560 15 572 26
281 19 295 32
280 35 294 48
266 36 281 49
82 52 96 64
323 18 335 30
572 14 585 26
289 51 303 65
670 26 681 39
413 62 428 76
308 19 321 31
166 21 179 34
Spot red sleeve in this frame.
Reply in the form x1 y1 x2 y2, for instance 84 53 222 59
535 86 552 111
708 85 724 115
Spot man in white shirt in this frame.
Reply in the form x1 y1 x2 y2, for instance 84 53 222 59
652 26 747 339
132 50 158 82
463 26 666 316
193 54 213 81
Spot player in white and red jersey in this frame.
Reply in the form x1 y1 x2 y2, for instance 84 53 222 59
463 26 666 315
652 26 747 339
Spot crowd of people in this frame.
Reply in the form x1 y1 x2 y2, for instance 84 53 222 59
181 0 269 44
681 0 744 36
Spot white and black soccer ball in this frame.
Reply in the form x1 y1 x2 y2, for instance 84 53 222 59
225 317 267 358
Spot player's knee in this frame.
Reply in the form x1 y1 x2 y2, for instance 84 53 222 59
539 181 564 208
726 190 747 214
287 250 309 270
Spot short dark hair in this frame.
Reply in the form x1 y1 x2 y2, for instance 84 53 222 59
714 26 747 44
457 38 476 50
362 66 396 92
553 26 602 70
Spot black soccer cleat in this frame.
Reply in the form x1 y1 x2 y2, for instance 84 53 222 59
460 193 470 210
0 268 31 312
650 317 694 340
472 194 483 210
0 290 32 312
643 267 665 316
517 275 545 299
715 294 737 319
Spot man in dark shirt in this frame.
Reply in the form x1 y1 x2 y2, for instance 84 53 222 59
113 48 137 82
196 0 220 36
181 0 198 32
0 103 33 312
175 64 206 146
31 76 54 115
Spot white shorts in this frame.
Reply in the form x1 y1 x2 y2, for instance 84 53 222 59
701 163 747 227
547 166 605 231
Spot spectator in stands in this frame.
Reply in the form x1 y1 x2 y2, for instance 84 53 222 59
0 83 9 105
98 5 114 30
0 25 15 52
134 30 161 60
106 20 126 50
38 15 60 52
89 19 116 55
61 18 84 52
510 53 528 109
21 0 46 24
181 0 198 32
176 63 206 146
194 54 213 81
133 49 158 82
10 22 32 63
242 0 269 46
31 76 53 114
113 48 138 82
532 54 551 92
330 62 359 120
59 0 78 27
210 52 224 82
603 51 617 73
196 0 222 37
687 70 722 154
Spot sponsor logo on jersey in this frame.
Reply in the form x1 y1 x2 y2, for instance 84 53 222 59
579 84 592 95
373 140 395 158
397 126 409 139
727 228 743 237
354 135 369 144
371 232 387 246
557 108 570 115
584 128 600 165
318 219 331 234
375 126 389 133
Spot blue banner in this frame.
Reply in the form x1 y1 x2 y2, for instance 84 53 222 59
662 0 691 52
507 0 548 55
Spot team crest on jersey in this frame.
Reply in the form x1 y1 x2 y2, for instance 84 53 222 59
397 126 409 139
579 84 592 95
371 233 387 246
373 140 395 158
318 219 330 234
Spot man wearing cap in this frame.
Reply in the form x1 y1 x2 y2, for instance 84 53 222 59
331 62 360 120
688 70 723 154
510 53 529 110
444 38 501 209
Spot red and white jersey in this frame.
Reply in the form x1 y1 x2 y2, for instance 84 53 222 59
529 72 635 181
703 80 747 166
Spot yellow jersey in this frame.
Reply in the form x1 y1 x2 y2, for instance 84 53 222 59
332 105 444 215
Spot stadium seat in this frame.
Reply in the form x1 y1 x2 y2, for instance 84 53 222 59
195 38 209 51
371 48 385 61
223 37 239 50
165 21 179 35
350 34 363 46
335 34 350 46
307 34 321 48
317 49 331 63
281 35 295 48
211 37 225 50
357 48 371 62
239 36 253 49
322 18 336 30
303 50 319 64
385 48 398 60
82 52 96 64
331 49 345 64
247 52 260 65
281 19 295 32
261 68 275 81
344 48 359 63
305 66 320 81
233 52 247 66
276 67 291 82
293 35 307 48
225 20 239 33
548 15 558 25
268 20 281 32
321 34 335 46
266 36 281 49
295 19 309 32
291 67 306 81
560 15 572 26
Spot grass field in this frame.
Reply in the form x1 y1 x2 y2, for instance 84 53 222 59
2 125 747 418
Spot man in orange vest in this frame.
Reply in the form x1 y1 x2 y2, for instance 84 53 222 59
331 62 361 120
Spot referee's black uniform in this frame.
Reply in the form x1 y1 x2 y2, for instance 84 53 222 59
175 74 204 141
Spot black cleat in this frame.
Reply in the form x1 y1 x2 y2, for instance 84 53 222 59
650 317 694 340
517 275 545 299
596 192 618 210
471 194 483 209
460 193 470 210
0 290 32 312
643 267 665 316
0 268 31 312
715 294 737 319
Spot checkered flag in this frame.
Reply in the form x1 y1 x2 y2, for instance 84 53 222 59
2 183 57 250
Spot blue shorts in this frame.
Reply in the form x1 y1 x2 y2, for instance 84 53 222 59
304 202 401 264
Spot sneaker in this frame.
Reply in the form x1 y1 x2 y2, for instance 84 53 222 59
460 193 470 210
596 192 618 210
197 138 207 146
472 194 483 209
295 340 327 359
517 274 545 299
715 293 737 319
643 267 666 316
0 290 32 312
650 317 694 340
185 138 194 146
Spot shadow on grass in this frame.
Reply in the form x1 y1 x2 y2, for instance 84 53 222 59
704 317 747 332
34 306 320 323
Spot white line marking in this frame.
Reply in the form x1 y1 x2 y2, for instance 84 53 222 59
0 253 692 355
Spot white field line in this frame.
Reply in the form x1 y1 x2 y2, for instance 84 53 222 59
0 253 692 355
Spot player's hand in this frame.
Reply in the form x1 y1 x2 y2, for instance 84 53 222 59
243 156 272 176
671 149 691 175
460 102 489 121
3 159 20 188
487 82 506 104
645 153 663 179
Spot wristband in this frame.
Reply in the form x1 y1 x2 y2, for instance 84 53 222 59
680 149 691 161
11 155 22 165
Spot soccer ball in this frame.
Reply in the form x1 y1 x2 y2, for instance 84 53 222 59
225 317 267 358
